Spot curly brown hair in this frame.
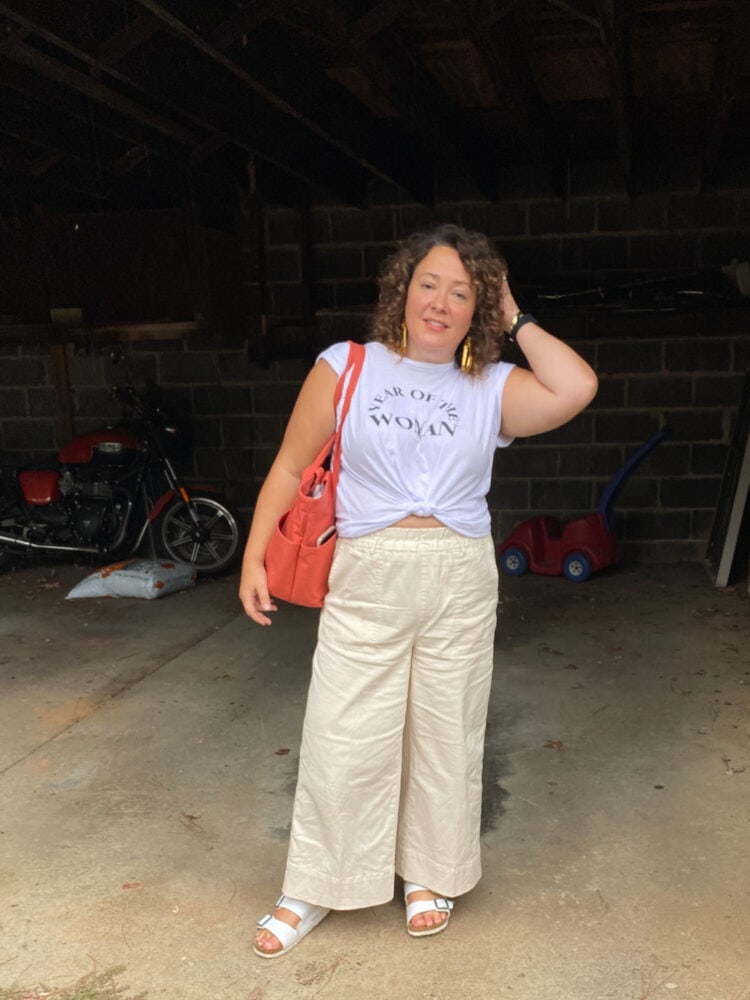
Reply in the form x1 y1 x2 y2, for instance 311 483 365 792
369 223 509 375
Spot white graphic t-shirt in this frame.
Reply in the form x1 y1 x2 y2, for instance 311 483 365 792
318 341 515 538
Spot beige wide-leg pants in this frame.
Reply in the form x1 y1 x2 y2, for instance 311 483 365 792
282 527 499 910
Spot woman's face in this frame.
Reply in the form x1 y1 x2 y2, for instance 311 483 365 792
403 245 476 364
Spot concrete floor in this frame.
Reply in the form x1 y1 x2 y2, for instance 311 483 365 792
0 559 748 1000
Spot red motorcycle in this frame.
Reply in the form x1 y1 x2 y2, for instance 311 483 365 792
0 383 242 576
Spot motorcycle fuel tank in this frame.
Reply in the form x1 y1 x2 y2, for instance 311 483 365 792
59 429 140 464
19 470 62 505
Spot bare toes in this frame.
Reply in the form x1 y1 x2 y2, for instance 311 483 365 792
254 930 281 953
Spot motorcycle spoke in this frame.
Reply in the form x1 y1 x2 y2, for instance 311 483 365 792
185 540 202 563
199 539 221 561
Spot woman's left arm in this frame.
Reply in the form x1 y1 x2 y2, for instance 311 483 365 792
499 281 598 439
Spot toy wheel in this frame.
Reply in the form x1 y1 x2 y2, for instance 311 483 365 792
499 547 529 577
563 552 592 582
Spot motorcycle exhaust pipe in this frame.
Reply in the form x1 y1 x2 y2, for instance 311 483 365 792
0 531 101 555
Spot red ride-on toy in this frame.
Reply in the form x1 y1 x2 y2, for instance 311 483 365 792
497 429 669 582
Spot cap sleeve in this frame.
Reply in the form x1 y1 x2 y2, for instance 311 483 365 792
316 341 351 377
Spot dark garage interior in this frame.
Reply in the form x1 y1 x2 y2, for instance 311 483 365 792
1 3 749 998
1 0 750 568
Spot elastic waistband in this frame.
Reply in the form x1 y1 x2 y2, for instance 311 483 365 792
337 526 492 555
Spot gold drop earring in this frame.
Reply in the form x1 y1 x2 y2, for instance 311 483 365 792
460 336 473 374
400 320 408 354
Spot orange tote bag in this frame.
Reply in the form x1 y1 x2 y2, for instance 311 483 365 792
264 341 365 607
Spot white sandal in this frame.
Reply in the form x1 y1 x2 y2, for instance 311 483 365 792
253 894 330 958
404 882 454 938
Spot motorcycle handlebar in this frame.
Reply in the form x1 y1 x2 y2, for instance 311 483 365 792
112 384 168 420
112 384 142 410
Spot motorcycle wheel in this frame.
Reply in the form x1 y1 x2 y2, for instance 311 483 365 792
158 491 242 576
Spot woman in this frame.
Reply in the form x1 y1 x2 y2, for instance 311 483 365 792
239 223 597 957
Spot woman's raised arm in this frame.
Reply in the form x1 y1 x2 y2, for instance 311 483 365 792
499 280 598 439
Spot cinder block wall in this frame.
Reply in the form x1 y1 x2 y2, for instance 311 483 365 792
1 183 749 564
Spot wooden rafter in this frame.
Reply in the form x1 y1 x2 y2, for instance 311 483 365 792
1 65 213 200
378 30 500 199
129 0 412 194
0 1 371 204
28 150 65 176
450 0 568 198
1 36 195 144
348 0 407 44
306 2 497 200
95 13 161 67
476 0 524 22
112 144 151 177
219 12 434 202
212 0 294 51
544 0 601 29
596 0 634 195
1 0 749 211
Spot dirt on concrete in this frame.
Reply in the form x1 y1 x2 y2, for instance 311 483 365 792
0 558 748 1000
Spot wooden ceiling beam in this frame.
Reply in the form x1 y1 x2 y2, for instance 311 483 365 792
1 71 146 158
1 1 371 204
347 0 407 45
1 1 201 146
230 17 434 203
292 0 349 44
596 0 635 195
0 60 203 177
189 133 230 166
453 0 568 198
372 30 498 198
96 12 161 66
0 1 157 89
28 150 65 176
543 0 601 30
128 0 404 194
0 140 115 208
0 16 29 49
124 0 433 201
311 6 498 201
112 143 151 177
0 82 238 208
212 0 294 51
0 36 196 144
0 48 353 210
1 3 164 195
2 0 746 211
477 0 524 24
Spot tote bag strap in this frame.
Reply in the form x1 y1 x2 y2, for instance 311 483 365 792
330 341 365 484
304 341 365 474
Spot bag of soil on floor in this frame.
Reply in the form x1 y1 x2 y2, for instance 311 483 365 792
66 558 196 600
